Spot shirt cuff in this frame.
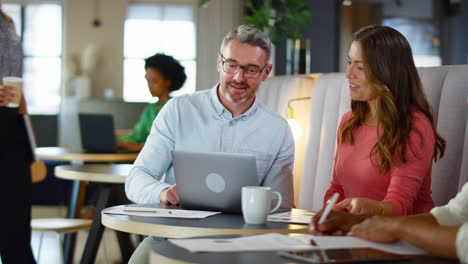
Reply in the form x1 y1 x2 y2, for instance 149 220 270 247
456 222 468 263
430 206 461 226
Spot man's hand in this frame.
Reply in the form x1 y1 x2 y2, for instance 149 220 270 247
310 209 366 235
347 216 402 243
334 198 392 215
159 185 179 205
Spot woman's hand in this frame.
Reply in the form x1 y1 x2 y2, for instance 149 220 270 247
0 85 16 106
334 198 393 216
117 140 143 152
310 209 366 235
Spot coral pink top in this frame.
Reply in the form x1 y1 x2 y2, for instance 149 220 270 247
323 111 435 216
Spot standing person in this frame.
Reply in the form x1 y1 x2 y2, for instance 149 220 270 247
322 25 446 216
0 9 36 264
117 53 186 152
125 24 295 208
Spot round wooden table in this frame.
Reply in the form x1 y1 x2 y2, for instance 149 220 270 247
102 204 309 238
35 147 138 263
54 164 134 264
36 147 138 163
54 164 131 183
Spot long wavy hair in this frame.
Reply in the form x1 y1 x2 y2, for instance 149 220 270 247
340 25 446 173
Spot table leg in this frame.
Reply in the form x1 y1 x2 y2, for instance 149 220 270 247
80 184 112 264
116 231 133 262
63 180 86 264
112 185 133 262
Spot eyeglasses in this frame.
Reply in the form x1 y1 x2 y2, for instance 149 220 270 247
219 53 268 79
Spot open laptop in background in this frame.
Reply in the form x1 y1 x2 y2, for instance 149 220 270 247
172 150 259 214
79 113 124 153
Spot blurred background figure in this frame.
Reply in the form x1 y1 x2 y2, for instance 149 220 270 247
0 7 36 264
117 53 186 152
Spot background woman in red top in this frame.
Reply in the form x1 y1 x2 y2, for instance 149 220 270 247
323 25 446 216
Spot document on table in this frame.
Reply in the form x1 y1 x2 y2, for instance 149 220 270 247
267 211 315 224
170 233 315 253
169 233 427 255
103 206 221 219
293 234 426 255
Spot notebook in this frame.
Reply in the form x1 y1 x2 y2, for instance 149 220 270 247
79 113 119 153
172 150 259 214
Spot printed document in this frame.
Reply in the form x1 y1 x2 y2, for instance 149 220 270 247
267 210 315 224
170 233 314 253
169 233 427 255
103 206 220 219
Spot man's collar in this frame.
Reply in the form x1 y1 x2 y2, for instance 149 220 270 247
210 84 258 119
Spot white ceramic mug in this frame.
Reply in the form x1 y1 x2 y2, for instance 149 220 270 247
242 186 282 224
2 76 23 108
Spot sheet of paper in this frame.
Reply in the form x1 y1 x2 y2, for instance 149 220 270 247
292 234 426 255
170 233 427 255
267 211 315 224
169 233 316 253
103 206 221 219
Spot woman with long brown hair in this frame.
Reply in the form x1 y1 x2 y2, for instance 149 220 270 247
322 25 446 216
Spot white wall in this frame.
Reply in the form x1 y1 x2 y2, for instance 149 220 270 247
63 0 127 98
196 0 243 90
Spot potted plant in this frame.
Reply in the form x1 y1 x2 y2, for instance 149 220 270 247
244 0 312 74
200 0 312 45
200 0 312 74
243 0 312 46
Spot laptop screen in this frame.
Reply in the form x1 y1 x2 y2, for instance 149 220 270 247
79 113 118 153
172 150 259 214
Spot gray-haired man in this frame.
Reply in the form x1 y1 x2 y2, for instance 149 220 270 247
126 24 296 263
126 24 295 209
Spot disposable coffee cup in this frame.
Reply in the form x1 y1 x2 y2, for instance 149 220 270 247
2 76 23 108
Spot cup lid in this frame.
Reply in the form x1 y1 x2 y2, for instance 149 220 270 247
3 76 23 82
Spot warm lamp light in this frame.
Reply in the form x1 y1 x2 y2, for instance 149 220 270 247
286 97 311 140
342 0 352 6
287 118 302 140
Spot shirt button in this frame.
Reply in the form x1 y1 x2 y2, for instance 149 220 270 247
228 121 233 127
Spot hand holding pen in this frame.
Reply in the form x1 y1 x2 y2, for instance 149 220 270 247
310 193 367 235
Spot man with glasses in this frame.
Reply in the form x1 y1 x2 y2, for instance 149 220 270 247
125 24 295 209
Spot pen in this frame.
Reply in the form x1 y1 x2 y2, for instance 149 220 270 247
123 208 174 214
309 239 318 246
317 192 339 225
123 209 158 213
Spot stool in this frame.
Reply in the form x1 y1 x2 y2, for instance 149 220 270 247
31 218 92 263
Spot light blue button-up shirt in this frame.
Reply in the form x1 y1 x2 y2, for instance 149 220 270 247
125 85 295 208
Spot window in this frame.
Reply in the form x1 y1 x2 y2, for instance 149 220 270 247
3 3 63 114
123 3 196 102
383 18 441 67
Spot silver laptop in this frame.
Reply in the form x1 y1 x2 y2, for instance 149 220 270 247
172 150 258 214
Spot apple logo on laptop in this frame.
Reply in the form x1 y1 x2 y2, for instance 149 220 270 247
205 173 225 193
